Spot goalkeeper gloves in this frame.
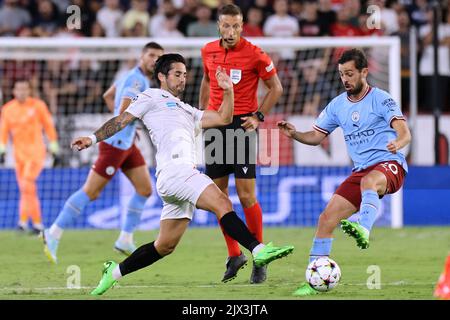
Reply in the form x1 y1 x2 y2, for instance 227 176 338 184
49 141 59 155
0 144 5 165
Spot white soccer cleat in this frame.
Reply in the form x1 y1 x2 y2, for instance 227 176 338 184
42 229 59 264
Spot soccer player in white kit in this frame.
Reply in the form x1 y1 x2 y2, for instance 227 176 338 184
71 53 294 295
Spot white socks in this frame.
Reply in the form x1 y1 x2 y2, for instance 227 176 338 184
118 231 133 244
252 243 266 257
112 265 122 280
49 224 64 240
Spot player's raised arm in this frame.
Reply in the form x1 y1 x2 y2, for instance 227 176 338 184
277 120 327 146
71 112 137 151
200 66 234 128
387 119 411 154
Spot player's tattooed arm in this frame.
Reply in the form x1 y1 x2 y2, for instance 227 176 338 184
71 112 136 150
94 111 136 141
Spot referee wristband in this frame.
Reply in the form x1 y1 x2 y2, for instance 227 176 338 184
88 134 97 145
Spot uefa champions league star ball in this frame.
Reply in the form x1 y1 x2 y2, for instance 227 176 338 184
306 257 341 292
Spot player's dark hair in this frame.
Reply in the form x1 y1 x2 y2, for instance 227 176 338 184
142 41 164 53
153 53 186 87
338 48 368 71
218 4 242 18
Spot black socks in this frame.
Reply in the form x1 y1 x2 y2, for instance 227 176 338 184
119 241 162 276
219 211 260 253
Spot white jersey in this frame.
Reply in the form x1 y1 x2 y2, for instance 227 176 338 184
126 88 204 176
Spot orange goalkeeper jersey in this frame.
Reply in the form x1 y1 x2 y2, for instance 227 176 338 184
0 97 57 162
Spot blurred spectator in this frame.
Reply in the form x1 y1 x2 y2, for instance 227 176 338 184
70 60 104 113
210 0 234 20
52 0 71 15
91 21 106 37
149 0 178 37
299 0 326 37
42 60 75 114
419 7 450 112
369 0 399 34
252 0 274 25
97 0 124 38
158 12 185 37
289 0 303 20
122 0 151 36
177 0 199 36
157 0 184 10
187 4 217 37
243 6 264 37
298 58 333 116
70 0 101 37
343 0 361 27
263 0 299 37
0 0 31 36
264 0 299 60
318 0 337 35
330 6 361 36
392 9 413 109
32 0 61 37
409 0 429 28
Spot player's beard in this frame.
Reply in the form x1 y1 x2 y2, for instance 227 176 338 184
345 80 364 96
168 83 185 97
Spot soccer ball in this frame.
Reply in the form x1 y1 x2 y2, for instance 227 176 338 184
305 257 341 292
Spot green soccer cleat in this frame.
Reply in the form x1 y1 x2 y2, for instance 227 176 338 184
292 282 319 296
90 261 118 296
340 219 370 249
253 242 294 267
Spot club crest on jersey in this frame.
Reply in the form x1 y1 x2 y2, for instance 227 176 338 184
230 69 242 84
351 111 360 122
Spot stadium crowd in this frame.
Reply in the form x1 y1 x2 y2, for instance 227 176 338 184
0 0 449 114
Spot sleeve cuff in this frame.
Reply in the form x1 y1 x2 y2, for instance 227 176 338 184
313 125 330 135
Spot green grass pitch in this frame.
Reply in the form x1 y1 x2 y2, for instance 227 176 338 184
0 227 447 300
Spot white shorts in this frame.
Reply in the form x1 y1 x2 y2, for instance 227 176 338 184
156 164 214 220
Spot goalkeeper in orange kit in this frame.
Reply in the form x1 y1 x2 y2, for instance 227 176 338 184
0 80 59 234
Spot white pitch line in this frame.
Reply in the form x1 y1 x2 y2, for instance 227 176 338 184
0 281 436 292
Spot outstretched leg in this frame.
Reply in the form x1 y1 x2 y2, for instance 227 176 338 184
91 218 189 296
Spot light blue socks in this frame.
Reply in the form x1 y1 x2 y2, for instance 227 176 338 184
54 189 90 229
359 189 379 231
309 238 333 263
122 193 148 233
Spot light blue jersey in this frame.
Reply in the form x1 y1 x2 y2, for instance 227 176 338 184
314 87 408 172
104 66 150 150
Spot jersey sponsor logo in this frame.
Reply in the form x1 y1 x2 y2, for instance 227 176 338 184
265 61 274 72
105 166 115 176
344 129 375 142
230 69 242 84
166 102 177 108
351 111 360 122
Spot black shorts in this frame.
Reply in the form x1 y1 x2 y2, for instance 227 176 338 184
204 113 257 179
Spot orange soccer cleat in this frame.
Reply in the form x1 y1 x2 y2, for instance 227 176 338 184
434 254 450 300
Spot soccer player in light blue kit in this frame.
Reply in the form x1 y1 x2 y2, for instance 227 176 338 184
278 48 411 296
42 42 164 264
